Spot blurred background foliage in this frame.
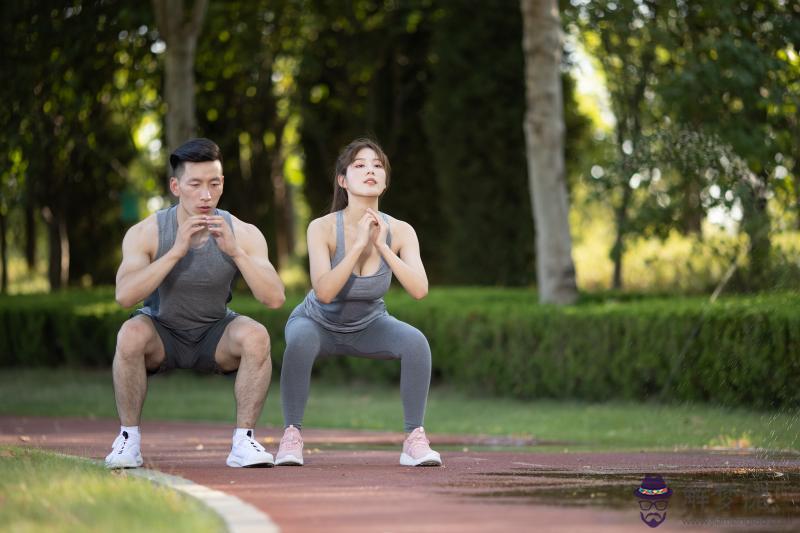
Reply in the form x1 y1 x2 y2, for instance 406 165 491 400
1 0 798 295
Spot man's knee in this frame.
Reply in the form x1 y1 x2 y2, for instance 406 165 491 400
239 321 271 361
115 318 155 359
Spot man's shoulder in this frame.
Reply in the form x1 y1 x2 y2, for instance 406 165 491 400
127 213 158 238
122 214 158 255
228 213 263 241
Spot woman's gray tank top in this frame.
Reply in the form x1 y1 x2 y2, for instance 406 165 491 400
138 205 238 343
302 210 393 332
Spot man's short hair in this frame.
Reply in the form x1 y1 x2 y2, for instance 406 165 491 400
169 138 223 177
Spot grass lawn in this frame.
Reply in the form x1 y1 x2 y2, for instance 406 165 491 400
1 368 797 452
0 446 224 533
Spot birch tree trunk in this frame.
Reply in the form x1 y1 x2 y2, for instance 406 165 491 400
520 0 577 304
152 0 209 153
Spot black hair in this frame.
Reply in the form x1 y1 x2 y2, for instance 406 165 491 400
169 138 223 177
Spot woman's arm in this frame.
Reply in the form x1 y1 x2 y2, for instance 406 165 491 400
308 214 376 303
368 208 428 299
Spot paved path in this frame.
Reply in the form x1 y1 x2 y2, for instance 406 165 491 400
2 415 799 532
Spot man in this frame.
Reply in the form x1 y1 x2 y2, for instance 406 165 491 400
106 137 285 469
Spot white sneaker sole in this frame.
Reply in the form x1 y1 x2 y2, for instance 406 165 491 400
226 452 275 468
275 454 304 466
105 453 143 469
400 451 442 467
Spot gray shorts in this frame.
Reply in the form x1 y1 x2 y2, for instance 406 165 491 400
132 311 239 375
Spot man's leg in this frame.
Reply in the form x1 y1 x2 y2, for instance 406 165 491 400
107 315 165 468
112 315 166 426
215 316 274 467
214 316 271 428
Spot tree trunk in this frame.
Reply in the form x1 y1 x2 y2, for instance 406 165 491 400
682 177 703 236
43 205 69 290
742 172 771 289
25 187 36 271
271 141 294 271
611 178 631 290
520 0 577 304
0 211 7 293
152 0 209 154
794 171 800 231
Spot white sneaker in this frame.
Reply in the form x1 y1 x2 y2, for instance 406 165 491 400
226 430 275 468
105 431 143 469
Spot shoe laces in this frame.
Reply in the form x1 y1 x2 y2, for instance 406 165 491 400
281 426 302 447
113 431 130 455
406 428 432 456
238 430 266 453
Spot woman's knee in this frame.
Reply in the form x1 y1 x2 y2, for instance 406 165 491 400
285 318 324 350
398 325 431 360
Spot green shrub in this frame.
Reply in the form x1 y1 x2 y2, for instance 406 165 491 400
1 288 797 408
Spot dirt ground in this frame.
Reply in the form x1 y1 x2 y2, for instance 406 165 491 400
2 415 799 532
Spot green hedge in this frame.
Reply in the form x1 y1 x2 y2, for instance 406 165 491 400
1 288 798 408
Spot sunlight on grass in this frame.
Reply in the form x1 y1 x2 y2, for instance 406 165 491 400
0 446 224 532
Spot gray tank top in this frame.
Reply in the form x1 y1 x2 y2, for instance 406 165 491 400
139 205 239 342
303 210 393 332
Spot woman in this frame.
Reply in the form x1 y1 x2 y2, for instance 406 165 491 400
276 138 441 467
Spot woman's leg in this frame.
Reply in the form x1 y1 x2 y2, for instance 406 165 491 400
347 316 432 432
280 316 335 429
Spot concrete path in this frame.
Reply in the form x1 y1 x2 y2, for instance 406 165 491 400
2 415 799 532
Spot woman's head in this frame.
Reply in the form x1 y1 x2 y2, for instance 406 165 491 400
330 138 391 212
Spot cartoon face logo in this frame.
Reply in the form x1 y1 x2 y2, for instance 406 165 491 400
633 474 672 528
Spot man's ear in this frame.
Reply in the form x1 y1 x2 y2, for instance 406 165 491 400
169 176 179 197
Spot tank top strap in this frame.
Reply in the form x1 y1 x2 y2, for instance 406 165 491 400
380 212 392 248
332 210 346 266
216 208 235 231
332 210 393 267
155 205 178 259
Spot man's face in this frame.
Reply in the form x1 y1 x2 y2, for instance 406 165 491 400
169 160 224 216
638 499 669 528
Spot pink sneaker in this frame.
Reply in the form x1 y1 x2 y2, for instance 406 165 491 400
275 425 304 466
400 427 442 466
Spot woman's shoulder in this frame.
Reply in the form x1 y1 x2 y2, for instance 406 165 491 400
383 213 413 232
307 212 338 238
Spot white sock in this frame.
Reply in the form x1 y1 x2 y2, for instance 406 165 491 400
233 428 254 441
121 425 140 440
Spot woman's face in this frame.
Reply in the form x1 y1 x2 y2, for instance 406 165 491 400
340 147 387 198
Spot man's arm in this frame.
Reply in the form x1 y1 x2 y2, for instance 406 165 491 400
116 213 210 307
211 216 285 308
115 217 178 307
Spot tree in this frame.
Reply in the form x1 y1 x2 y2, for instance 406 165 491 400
520 0 577 304
424 0 535 285
2 1 156 289
657 0 800 288
294 0 444 278
152 0 208 153
195 0 302 270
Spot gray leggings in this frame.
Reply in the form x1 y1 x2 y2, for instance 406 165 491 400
280 313 432 432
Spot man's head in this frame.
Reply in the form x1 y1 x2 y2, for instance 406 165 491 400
168 138 224 216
